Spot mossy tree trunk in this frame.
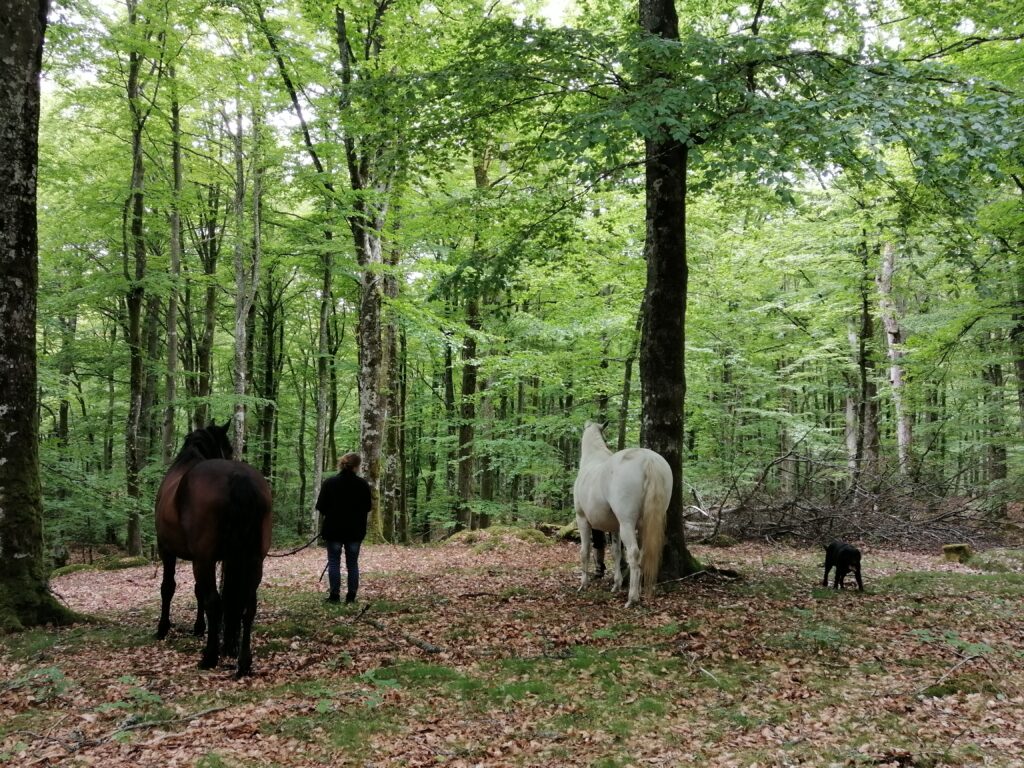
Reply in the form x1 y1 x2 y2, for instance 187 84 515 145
0 0 75 631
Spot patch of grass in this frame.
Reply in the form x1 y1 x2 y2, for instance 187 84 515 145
499 585 529 600
365 660 465 688
2 623 151 664
968 548 1024 573
490 678 555 703
2 666 72 702
96 676 176 725
449 525 551 549
195 754 233 768
879 570 1024 598
272 706 394 756
921 672 1002 698
329 623 355 640
50 563 97 577
99 556 151 571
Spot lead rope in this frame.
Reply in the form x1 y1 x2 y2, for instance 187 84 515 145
266 532 320 558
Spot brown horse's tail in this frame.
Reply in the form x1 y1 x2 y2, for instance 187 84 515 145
221 473 268 610
640 459 669 597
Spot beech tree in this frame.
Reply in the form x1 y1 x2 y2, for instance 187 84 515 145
0 0 73 630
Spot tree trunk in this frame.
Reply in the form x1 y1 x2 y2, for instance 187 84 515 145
257 266 284 480
311 258 331 532
230 105 259 459
877 241 912 474
638 0 700 578
617 302 643 450
443 333 458 529
123 0 149 556
382 230 404 542
0 0 75 630
855 240 880 484
457 294 479 529
161 67 182 464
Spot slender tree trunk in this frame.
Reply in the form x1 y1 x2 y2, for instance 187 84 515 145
104 325 117 471
443 334 458 528
1011 270 1024 431
617 302 643 450
57 314 76 447
877 241 912 474
0 0 74 629
844 369 858 477
258 268 284 480
123 0 149 556
638 0 700 578
856 241 880 483
982 336 1008 487
312 260 331 532
382 230 404 542
187 182 224 430
161 67 183 463
230 105 260 459
457 294 479 529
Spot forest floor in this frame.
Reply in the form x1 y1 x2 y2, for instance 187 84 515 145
2 534 1023 767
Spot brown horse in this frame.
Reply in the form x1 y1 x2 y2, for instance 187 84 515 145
155 421 273 677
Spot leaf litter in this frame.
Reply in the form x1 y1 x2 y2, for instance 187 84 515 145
2 536 1023 766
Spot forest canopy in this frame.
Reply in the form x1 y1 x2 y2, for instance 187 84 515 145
32 0 1024 559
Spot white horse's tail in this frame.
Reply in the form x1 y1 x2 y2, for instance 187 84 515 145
640 459 669 597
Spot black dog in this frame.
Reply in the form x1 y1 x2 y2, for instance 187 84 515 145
823 541 863 591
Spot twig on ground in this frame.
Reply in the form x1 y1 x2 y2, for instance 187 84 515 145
353 606 443 654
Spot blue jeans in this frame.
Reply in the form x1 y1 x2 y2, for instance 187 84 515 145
326 540 361 599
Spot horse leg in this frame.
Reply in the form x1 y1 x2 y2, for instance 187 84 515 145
156 552 176 639
576 513 593 591
235 560 263 679
610 533 624 594
194 560 221 670
620 525 642 607
221 562 240 658
193 581 206 637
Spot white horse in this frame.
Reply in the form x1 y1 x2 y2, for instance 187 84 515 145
573 421 672 607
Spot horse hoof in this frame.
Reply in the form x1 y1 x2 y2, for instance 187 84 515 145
198 655 218 670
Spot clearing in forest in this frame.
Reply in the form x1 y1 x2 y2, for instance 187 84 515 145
2 535 1023 767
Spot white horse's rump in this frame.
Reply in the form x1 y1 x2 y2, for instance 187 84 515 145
573 421 672 607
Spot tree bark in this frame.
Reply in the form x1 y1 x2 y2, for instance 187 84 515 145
230 105 260 459
638 0 700 578
0 0 75 630
877 241 912 474
161 66 183 464
855 240 880 483
382 229 404 541
123 0 151 556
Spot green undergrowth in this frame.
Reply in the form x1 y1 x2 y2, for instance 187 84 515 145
967 547 1024 573
51 556 151 577
878 569 1024 597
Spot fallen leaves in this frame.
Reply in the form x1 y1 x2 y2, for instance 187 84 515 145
2 538 1023 766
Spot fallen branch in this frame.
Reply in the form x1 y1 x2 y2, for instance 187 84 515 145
49 705 231 754
658 565 742 586
916 655 983 695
